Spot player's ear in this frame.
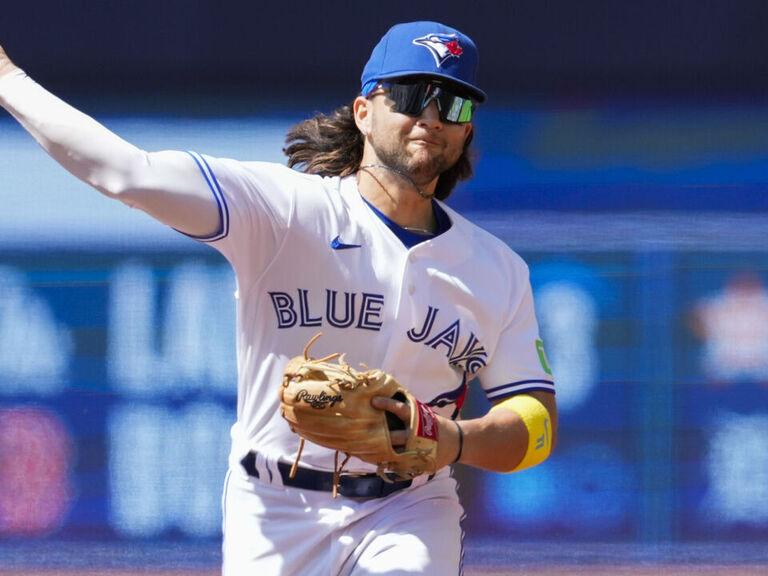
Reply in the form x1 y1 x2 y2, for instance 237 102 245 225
353 96 372 137
463 122 473 140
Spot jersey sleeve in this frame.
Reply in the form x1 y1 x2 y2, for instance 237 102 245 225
182 154 295 281
479 264 556 403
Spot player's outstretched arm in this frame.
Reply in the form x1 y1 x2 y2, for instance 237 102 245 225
0 44 221 238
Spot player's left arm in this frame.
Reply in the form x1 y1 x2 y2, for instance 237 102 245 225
373 389 557 472
449 390 557 472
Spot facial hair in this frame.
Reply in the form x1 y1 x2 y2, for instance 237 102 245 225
366 130 459 188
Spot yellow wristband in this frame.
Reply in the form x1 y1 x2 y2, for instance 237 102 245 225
491 394 552 472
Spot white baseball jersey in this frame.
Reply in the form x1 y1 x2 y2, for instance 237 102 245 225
0 69 555 574
184 153 555 473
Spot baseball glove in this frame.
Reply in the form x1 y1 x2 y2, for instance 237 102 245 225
279 333 439 496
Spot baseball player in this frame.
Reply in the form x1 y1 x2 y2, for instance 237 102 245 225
0 21 557 576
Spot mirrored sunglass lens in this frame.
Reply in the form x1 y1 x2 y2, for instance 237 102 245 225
388 81 474 123
439 94 474 123
389 83 430 116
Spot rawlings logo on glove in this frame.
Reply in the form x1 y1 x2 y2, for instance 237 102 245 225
294 389 343 408
279 333 439 496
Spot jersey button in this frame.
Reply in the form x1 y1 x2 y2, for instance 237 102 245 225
408 284 416 295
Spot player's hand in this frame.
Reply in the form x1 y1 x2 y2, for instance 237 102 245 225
371 395 461 469
371 396 410 446
0 45 19 79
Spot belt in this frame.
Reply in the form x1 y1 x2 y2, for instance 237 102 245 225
240 451 430 499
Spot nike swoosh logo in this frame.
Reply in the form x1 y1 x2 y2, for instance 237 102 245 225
331 235 361 250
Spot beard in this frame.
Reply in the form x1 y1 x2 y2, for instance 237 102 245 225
367 132 459 188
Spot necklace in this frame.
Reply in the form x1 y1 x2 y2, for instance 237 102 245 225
403 226 435 236
357 163 434 200
357 163 437 236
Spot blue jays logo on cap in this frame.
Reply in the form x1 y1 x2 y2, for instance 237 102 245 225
361 21 487 102
413 33 464 67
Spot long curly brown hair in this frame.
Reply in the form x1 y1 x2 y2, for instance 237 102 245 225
283 101 475 201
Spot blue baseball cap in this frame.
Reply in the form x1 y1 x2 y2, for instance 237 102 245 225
361 21 487 103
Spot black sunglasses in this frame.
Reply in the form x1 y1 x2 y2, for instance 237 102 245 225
374 79 476 124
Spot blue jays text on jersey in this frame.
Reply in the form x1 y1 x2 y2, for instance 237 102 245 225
269 288 487 375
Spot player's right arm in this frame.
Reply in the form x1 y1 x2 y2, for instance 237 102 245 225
0 44 221 238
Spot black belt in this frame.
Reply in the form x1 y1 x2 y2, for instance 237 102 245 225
240 451 430 499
